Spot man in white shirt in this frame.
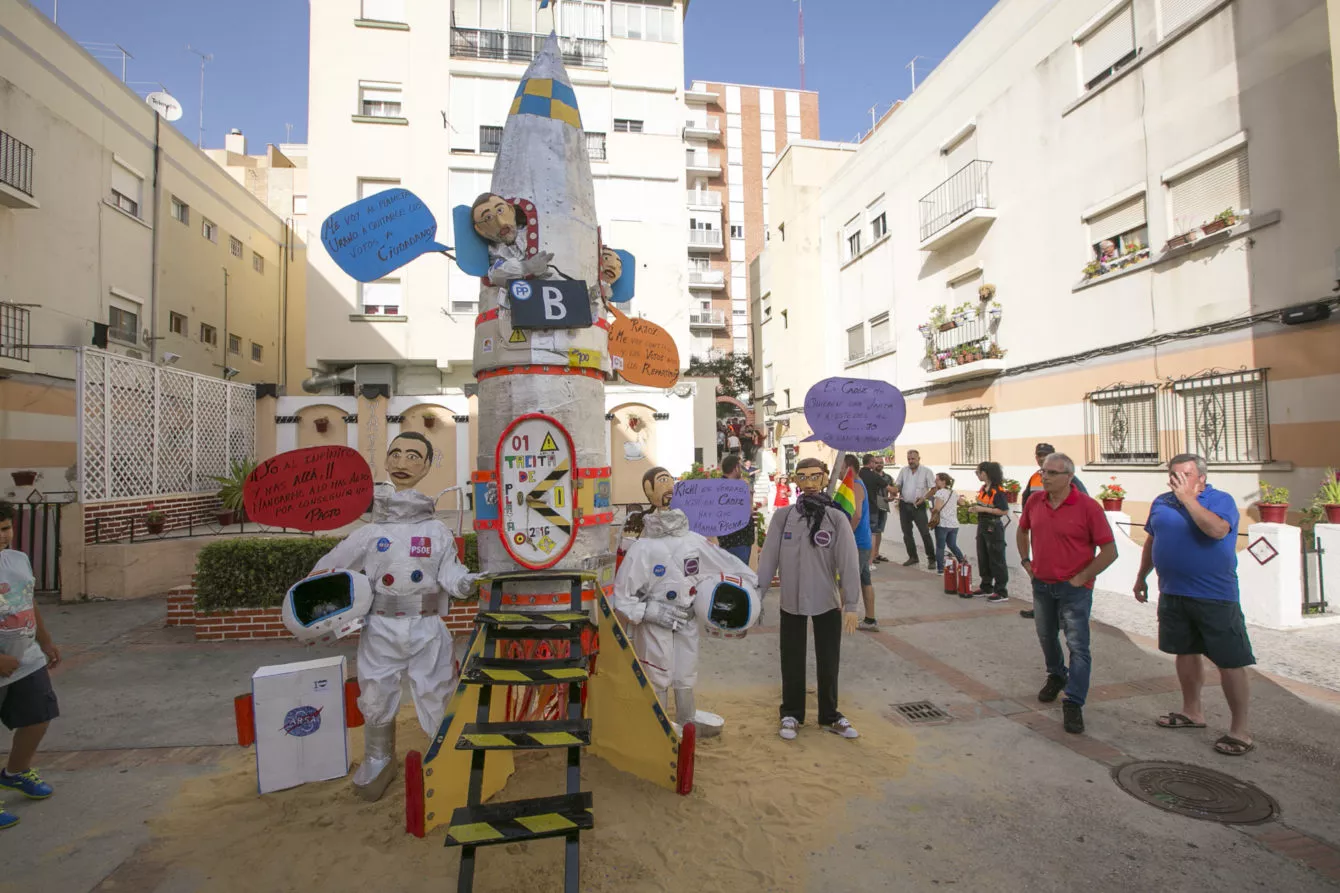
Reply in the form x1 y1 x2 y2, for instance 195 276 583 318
726 431 742 455
893 450 937 569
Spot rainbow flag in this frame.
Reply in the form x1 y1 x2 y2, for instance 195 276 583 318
834 468 857 518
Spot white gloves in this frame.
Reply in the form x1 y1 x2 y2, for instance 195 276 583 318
521 251 554 277
451 573 485 600
486 252 555 286
643 601 694 631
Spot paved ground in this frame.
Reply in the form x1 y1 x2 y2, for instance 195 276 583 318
2 554 1339 892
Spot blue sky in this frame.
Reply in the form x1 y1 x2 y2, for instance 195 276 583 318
45 0 996 148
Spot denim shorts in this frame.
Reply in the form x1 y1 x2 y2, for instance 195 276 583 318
869 510 888 534
857 548 872 586
0 666 60 731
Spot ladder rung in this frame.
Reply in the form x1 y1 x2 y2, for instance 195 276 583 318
445 792 593 848
476 611 592 629
456 718 592 751
461 655 589 686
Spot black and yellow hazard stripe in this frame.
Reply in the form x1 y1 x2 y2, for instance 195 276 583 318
476 611 591 627
456 719 592 751
524 460 572 534
460 655 589 687
446 793 594 847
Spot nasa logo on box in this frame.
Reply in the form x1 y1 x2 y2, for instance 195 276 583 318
282 705 323 737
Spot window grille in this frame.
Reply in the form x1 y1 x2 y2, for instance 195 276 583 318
230 237 243 258
479 126 504 154
951 407 991 465
584 131 607 162
614 118 644 133
1085 383 1160 465
1171 369 1270 464
108 306 138 344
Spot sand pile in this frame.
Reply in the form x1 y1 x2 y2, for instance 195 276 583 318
146 686 914 892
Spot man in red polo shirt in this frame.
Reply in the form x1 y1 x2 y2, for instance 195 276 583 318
1017 452 1116 735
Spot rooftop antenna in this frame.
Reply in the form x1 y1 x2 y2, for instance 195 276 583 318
80 42 134 82
793 0 805 90
285 122 294 143
186 45 213 148
905 56 941 93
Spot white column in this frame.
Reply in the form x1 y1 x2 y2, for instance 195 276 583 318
455 417 470 489
1239 523 1304 629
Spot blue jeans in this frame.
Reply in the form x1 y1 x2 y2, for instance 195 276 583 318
934 527 965 572
1031 580 1093 706
725 544 752 566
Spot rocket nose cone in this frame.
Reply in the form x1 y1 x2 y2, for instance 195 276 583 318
520 31 574 84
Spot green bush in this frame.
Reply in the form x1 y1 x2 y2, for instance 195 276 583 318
195 532 480 611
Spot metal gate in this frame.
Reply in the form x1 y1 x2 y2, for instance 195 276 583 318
1303 533 1326 615
11 502 61 594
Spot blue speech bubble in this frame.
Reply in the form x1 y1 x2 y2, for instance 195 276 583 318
320 188 449 282
802 377 907 452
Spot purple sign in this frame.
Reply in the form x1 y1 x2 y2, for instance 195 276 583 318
802 377 907 452
670 479 752 538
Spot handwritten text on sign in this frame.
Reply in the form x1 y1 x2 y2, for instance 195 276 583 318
608 307 679 388
802 377 907 452
670 479 752 537
243 446 374 531
320 188 448 283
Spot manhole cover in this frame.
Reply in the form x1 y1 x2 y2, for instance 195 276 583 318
1112 761 1278 824
893 701 949 724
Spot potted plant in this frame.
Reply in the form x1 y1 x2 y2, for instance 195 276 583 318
145 504 166 535
10 470 37 487
918 322 933 338
1002 479 1021 503
1201 208 1239 236
211 457 258 526
978 283 996 303
1097 478 1126 511
314 416 330 434
988 301 1002 322
1256 480 1290 524
1083 260 1104 280
951 302 973 326
930 304 953 331
1314 469 1340 524
423 414 437 429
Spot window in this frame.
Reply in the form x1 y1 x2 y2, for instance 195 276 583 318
1160 0 1215 36
871 211 888 241
361 0 404 22
784 388 791 409
844 214 862 260
1087 194 1148 264
763 363 774 394
1085 384 1160 465
479 125 504 154
949 271 983 309
1078 3 1137 90
951 408 991 465
359 82 403 118
360 279 402 315
612 1 677 42
358 177 400 200
846 324 865 362
1168 147 1250 233
1172 369 1271 464
293 195 308 215
108 306 138 344
200 323 217 346
110 161 142 217
869 313 892 355
451 300 478 315
730 224 743 239
942 130 977 175
780 308 788 329
251 342 263 362
585 131 607 162
614 118 644 133
558 0 604 39
171 197 189 224
253 252 265 274
228 333 241 354
202 218 218 242
169 312 187 335
230 236 243 258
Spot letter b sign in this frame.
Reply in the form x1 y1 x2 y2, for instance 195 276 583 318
510 279 593 329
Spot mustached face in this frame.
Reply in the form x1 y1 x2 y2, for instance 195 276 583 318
472 195 518 245
644 471 675 508
794 468 827 495
386 438 430 491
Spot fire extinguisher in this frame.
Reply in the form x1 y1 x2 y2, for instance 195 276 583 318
943 559 958 594
957 560 974 596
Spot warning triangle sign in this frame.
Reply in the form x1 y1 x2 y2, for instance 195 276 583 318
508 329 528 344
539 432 559 452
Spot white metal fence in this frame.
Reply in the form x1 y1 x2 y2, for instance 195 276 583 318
78 348 256 502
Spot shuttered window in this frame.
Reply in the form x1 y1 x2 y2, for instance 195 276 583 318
950 272 982 308
869 313 892 354
1088 195 1146 243
362 0 404 23
1169 147 1250 230
1160 0 1214 36
1079 4 1136 88
111 162 142 216
847 325 865 362
943 130 977 175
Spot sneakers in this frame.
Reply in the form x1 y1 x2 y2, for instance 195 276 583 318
779 716 799 740
0 769 53 800
986 592 1009 603
958 590 975 600
926 558 937 570
974 587 992 596
1062 701 1085 734
0 804 17 830
1019 609 1035 619
822 717 860 739
901 557 919 567
1038 674 1066 703
857 618 880 632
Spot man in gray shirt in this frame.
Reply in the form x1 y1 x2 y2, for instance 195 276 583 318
893 449 937 569
757 457 861 742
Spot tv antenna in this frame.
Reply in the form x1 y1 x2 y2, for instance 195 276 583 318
905 56 940 93
80 42 133 82
285 122 294 143
793 0 806 90
186 45 213 148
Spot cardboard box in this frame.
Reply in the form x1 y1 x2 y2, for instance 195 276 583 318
252 656 349 794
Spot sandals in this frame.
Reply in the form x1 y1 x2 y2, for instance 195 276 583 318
1214 735 1255 756
1156 712 1206 729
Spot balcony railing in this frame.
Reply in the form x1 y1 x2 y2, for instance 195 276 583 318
450 27 607 70
1 303 31 362
683 119 721 139
688 269 725 287
688 229 724 249
686 190 722 208
689 309 727 328
919 160 993 243
1 131 35 197
685 154 722 175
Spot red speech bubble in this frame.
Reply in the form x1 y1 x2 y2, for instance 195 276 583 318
243 446 374 531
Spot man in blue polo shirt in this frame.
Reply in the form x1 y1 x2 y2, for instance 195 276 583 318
1135 453 1254 757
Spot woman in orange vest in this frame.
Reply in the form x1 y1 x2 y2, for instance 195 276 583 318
964 461 1011 602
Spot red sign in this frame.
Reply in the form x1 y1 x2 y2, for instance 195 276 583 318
243 446 374 532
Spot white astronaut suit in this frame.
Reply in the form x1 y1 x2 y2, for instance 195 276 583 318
612 509 758 727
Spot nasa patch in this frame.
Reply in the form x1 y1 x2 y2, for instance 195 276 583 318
683 557 700 576
376 537 392 552
281 705 323 737
653 564 666 577
813 529 834 548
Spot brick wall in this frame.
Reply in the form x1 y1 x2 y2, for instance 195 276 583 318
84 493 225 544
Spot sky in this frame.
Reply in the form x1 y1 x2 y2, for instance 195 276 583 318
45 0 997 149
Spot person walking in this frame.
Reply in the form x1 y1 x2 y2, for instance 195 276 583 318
756 457 861 741
860 454 895 564
841 454 879 632
893 450 936 569
718 454 756 567
965 461 1012 602
1019 443 1088 620
929 472 967 573
726 428 742 456
1017 452 1117 735
1135 454 1254 756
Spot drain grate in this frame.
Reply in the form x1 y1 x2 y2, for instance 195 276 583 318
1113 761 1279 825
893 701 950 724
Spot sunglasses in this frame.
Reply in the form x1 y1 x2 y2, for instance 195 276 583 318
794 471 827 483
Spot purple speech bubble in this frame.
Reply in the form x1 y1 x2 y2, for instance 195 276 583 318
670 479 753 538
802 377 907 452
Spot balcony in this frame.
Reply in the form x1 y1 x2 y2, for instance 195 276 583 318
918 160 997 251
686 154 722 177
921 310 1006 385
687 229 724 252
689 309 727 329
686 190 722 209
683 119 721 142
0 131 37 209
684 85 719 104
450 28 607 70
1 303 31 362
688 269 725 290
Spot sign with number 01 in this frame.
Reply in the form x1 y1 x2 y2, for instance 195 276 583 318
495 413 577 569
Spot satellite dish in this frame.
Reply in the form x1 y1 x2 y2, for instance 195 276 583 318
146 91 183 122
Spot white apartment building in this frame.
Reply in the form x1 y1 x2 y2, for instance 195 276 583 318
764 0 1340 524
306 0 692 396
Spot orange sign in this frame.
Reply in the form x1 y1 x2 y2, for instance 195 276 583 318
607 306 679 388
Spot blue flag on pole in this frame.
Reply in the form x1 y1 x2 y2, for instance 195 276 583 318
539 0 550 7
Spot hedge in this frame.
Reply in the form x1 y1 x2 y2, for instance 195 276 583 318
195 532 480 611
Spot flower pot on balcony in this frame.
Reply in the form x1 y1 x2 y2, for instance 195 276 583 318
1201 218 1235 236
918 324 932 337
1164 233 1193 252
10 471 37 487
1257 503 1288 524
423 415 437 429
314 417 330 434
938 322 957 332
1325 505 1340 524
1102 498 1124 512
145 519 165 535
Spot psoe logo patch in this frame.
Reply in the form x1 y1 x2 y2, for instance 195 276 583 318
409 536 432 558
281 705 323 737
683 557 700 576
813 529 833 548
376 537 392 553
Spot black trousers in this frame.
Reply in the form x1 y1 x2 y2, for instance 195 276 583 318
899 502 935 560
779 608 843 725
976 518 1009 594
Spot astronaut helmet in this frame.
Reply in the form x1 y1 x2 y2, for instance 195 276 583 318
697 575 761 639
282 570 374 644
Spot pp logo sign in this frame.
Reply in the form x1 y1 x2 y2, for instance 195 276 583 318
510 280 533 301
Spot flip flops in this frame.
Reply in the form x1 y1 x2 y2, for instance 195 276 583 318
1214 735 1256 756
1156 712 1206 729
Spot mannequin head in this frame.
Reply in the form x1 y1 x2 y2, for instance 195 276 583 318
599 247 623 285
471 193 524 245
386 432 433 491
642 466 675 509
793 458 828 496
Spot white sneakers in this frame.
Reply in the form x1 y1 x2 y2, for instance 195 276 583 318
779 716 799 740
779 716 860 740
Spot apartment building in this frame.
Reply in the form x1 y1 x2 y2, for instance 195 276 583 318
684 79 818 362
0 0 302 494
763 0 1340 522
206 131 311 235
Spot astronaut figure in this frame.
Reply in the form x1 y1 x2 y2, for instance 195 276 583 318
612 506 758 732
470 192 553 289
309 432 480 801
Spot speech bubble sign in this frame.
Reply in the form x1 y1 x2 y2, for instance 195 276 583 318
670 478 753 537
243 446 375 532
320 188 449 283
801 377 907 452
608 306 679 388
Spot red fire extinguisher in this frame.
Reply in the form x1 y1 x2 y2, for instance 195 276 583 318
957 560 974 596
943 559 958 594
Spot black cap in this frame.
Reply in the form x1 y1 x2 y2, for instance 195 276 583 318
1035 443 1056 455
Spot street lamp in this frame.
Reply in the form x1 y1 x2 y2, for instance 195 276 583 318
762 396 777 422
